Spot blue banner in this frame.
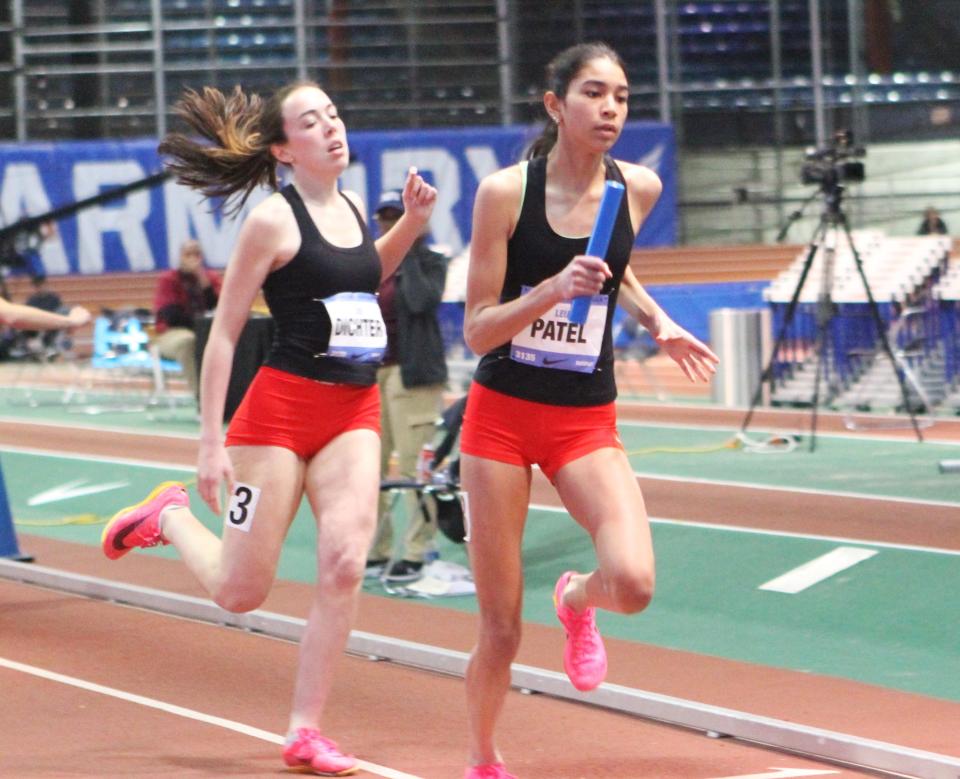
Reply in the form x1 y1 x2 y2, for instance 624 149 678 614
0 122 675 276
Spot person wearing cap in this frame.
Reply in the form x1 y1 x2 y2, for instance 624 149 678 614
366 189 449 583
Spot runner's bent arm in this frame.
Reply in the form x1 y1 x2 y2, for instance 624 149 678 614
464 168 611 355
197 195 289 511
614 162 717 381
618 266 670 338
615 161 667 335
366 167 438 280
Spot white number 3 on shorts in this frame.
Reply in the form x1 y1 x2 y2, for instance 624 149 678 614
226 482 261 533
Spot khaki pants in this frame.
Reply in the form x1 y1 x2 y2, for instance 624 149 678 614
155 327 198 398
369 364 445 563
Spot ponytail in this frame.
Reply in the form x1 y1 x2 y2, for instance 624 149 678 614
159 84 300 215
526 119 558 160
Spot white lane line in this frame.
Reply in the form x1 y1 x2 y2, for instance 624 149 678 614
649 516 960 557
529 504 960 557
3 429 957 508
3 408 955 448
2 448 955 556
629 469 960 509
10 444 953 511
0 444 191 471
758 547 878 594
709 767 839 779
28 479 130 506
0 656 422 779
617 417 960 448
0 414 197 440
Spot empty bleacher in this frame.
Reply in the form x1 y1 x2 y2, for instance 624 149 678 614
762 233 955 412
631 243 801 285
765 233 951 305
933 248 960 412
5 271 159 316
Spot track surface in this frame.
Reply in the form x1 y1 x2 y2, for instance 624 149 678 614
1 403 958 778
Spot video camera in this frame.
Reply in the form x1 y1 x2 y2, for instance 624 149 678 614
800 129 866 188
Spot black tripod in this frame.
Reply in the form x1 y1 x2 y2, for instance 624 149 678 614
740 178 924 451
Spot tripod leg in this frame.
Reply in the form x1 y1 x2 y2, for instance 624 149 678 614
740 220 827 436
807 221 844 453
840 215 924 442
809 323 826 452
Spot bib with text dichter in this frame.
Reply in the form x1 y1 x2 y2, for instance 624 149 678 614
320 291 387 362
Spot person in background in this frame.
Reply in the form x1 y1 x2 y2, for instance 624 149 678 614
24 272 63 314
153 238 222 398
917 206 948 236
366 190 449 583
17 272 66 352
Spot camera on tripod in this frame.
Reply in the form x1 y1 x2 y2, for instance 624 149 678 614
800 129 866 187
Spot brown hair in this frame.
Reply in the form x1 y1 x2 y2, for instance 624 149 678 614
158 80 318 214
526 42 627 160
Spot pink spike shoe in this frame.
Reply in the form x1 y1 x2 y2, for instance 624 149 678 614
282 728 359 776
553 570 608 692
464 763 517 779
101 481 188 560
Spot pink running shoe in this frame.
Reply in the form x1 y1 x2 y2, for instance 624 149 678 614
101 481 188 560
553 570 608 692
464 763 517 779
282 728 359 776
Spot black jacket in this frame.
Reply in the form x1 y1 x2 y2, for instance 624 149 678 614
395 240 449 388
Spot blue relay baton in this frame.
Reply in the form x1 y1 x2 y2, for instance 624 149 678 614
567 180 625 324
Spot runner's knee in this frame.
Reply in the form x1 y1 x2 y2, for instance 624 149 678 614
606 569 654 614
210 568 273 614
211 574 272 613
317 547 366 594
477 614 522 660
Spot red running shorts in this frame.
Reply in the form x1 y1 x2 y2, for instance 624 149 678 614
225 366 380 460
459 381 623 481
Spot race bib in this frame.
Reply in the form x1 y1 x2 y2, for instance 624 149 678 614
510 287 607 373
320 292 387 363
225 482 261 533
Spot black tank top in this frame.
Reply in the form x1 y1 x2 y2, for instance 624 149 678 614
262 184 382 385
472 155 634 406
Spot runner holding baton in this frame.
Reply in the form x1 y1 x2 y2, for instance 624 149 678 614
567 179 624 324
459 42 718 779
